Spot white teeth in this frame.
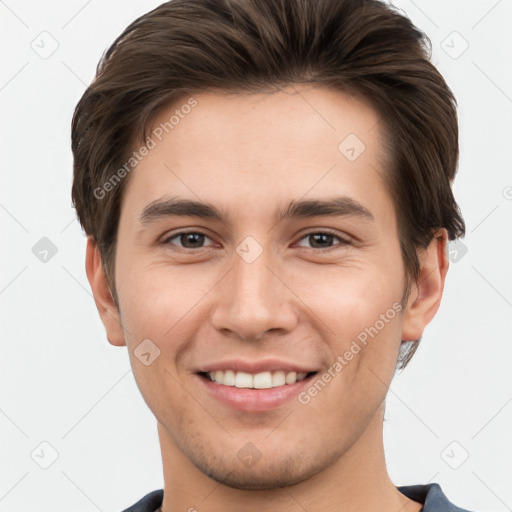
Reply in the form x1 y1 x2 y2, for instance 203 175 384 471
223 369 235 386
253 372 272 389
234 371 253 388
285 371 297 385
271 370 286 387
207 369 311 388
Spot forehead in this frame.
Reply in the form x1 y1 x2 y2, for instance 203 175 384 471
120 85 393 227
151 86 383 160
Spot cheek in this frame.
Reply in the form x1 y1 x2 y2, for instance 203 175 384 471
116 265 201 418
116 260 205 343
294 263 405 401
117 251 405 358
289 261 404 338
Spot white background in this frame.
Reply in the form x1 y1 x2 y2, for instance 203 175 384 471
1 0 511 511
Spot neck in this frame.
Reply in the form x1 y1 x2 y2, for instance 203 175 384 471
157 403 422 512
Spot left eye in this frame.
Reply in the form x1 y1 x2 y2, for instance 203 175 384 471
163 231 348 251
296 232 349 250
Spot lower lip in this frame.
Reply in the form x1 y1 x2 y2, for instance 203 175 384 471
197 374 314 412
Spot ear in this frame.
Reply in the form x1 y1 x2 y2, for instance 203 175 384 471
401 228 450 342
85 236 126 347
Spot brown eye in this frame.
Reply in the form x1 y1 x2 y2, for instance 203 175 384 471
163 231 213 249
296 231 350 250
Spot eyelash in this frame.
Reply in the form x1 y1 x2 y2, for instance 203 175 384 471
161 229 351 252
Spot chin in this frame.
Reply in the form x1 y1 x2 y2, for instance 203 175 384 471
188 446 339 490
201 463 317 490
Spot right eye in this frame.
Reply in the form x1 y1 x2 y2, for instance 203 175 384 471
162 231 215 250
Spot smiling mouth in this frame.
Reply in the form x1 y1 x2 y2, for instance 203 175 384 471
199 370 318 389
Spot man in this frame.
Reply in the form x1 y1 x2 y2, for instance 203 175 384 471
71 0 472 510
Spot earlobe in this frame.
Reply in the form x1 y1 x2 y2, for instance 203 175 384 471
401 229 450 342
85 236 126 347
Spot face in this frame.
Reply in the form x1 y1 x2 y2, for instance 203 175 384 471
91 85 441 490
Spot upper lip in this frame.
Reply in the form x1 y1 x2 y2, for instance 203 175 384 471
196 358 319 374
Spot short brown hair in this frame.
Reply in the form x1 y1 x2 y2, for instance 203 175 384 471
71 0 465 369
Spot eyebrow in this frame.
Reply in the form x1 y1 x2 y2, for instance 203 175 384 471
139 195 374 226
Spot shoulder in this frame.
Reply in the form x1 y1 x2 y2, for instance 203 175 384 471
121 489 163 512
398 483 476 512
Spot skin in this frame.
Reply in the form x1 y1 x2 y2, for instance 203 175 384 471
86 85 448 512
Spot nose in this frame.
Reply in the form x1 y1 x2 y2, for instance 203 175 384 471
210 244 298 342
